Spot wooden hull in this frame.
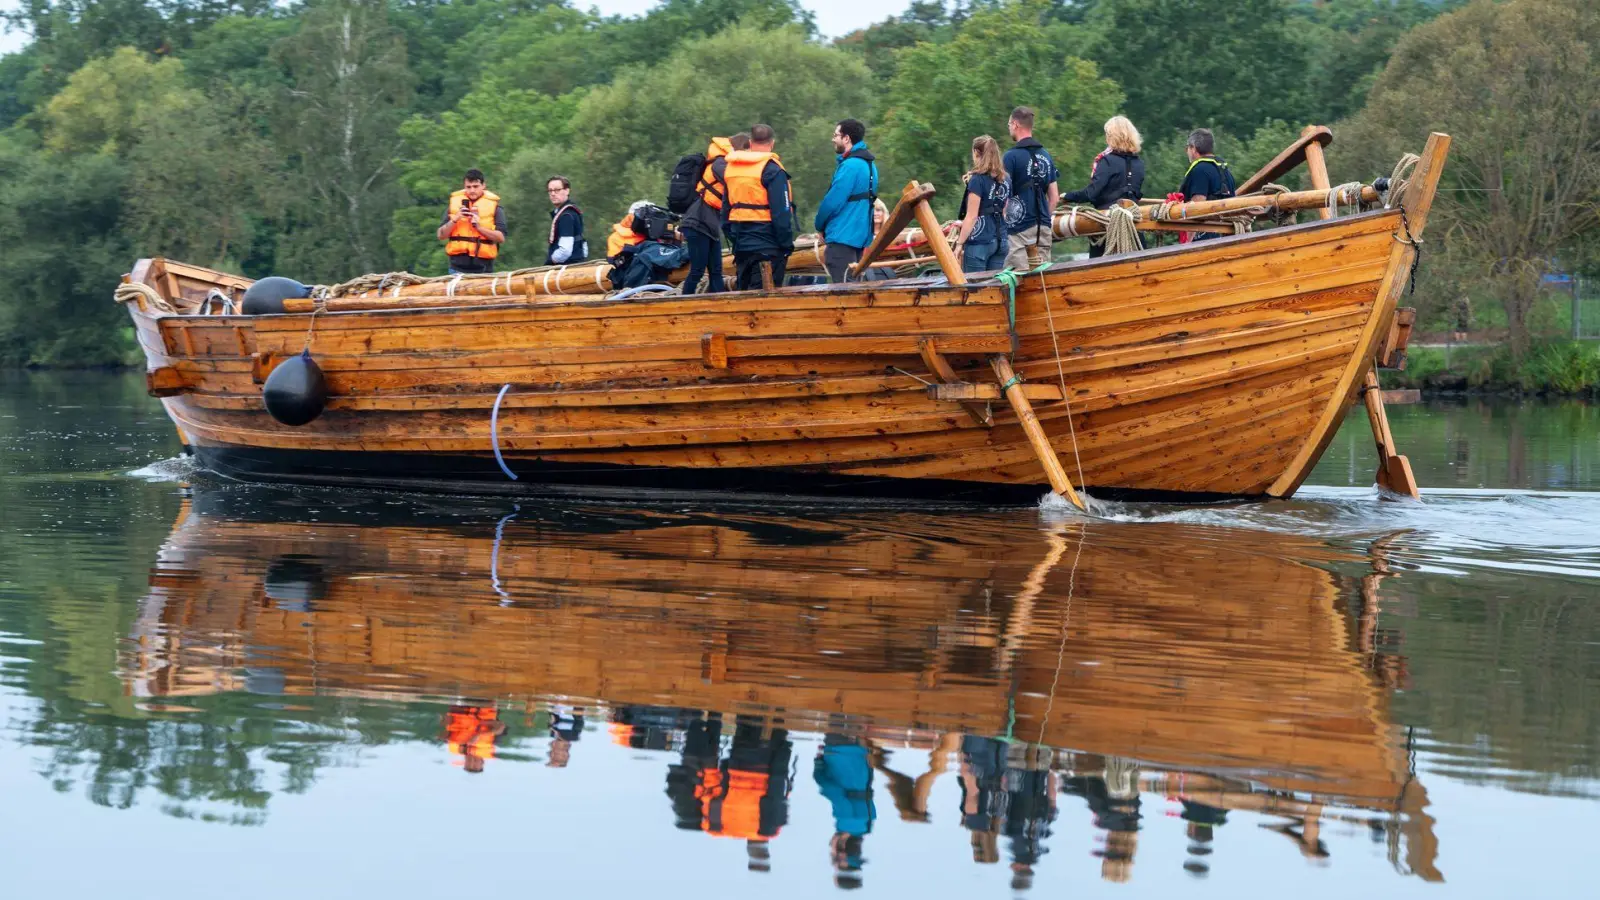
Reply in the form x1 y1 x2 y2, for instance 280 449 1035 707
126 210 1418 501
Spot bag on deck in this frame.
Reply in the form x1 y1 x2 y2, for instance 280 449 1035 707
667 153 707 215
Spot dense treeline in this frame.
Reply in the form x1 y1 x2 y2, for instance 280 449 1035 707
0 0 1592 367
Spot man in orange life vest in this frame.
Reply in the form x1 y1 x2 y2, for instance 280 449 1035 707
443 703 506 774
723 123 795 291
435 168 507 275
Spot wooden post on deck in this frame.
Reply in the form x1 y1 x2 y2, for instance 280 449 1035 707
990 355 1086 511
849 181 938 279
911 193 966 285
1301 125 1334 220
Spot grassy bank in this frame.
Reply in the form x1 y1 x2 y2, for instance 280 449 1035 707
1384 341 1600 396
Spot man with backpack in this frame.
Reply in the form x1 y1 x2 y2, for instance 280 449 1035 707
812 118 878 283
723 124 795 291
1177 128 1236 242
1001 107 1061 269
671 132 748 294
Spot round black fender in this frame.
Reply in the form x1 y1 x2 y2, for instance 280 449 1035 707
262 350 328 426
241 276 311 315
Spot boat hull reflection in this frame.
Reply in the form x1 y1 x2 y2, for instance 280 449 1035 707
124 493 1439 881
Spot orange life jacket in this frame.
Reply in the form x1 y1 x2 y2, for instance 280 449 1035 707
445 706 499 764
698 137 734 211
607 215 644 257
695 767 775 841
444 190 500 260
723 150 787 224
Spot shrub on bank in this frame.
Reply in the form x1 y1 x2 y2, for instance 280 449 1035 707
1385 341 1600 395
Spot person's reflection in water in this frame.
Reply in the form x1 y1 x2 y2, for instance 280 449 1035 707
958 736 1058 891
547 703 584 768
1180 800 1228 877
665 713 793 871
1063 755 1142 883
443 703 506 774
815 733 877 889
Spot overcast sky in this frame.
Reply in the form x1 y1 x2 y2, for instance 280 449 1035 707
0 1 897 56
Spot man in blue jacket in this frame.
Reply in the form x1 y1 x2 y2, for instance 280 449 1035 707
813 118 878 283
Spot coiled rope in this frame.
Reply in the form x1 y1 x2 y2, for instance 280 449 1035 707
113 282 178 315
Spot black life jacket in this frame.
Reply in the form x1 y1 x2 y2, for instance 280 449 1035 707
840 146 877 206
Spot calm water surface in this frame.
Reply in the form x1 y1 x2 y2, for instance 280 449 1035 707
1 371 1596 897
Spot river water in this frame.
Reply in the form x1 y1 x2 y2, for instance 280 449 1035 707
1 371 1595 897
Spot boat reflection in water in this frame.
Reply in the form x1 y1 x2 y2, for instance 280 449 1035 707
122 490 1440 886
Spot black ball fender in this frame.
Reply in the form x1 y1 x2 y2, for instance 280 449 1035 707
262 350 328 426
241 276 311 315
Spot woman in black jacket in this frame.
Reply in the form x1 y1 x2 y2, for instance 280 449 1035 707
1063 116 1146 258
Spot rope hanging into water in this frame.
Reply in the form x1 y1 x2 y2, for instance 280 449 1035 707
1033 264 1089 500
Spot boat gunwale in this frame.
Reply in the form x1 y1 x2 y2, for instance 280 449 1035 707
136 208 1402 326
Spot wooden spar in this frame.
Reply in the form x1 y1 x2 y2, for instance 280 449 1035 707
1053 184 1381 240
1238 125 1334 196
1302 125 1334 221
911 190 965 285
1361 370 1420 500
920 338 992 427
990 355 1085 511
850 181 936 278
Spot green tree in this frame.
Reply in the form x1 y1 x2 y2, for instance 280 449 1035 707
122 87 283 270
513 23 874 235
271 0 414 279
0 137 136 366
41 46 190 154
1341 0 1600 355
879 1 1122 212
1084 0 1308 138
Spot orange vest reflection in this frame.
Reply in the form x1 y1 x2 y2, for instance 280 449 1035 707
444 705 505 773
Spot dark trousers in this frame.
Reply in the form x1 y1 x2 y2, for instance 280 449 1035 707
734 252 787 291
823 243 862 283
682 230 726 294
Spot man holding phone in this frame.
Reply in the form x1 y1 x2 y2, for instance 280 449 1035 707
437 168 507 274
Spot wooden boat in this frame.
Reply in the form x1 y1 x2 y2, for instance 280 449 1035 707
121 497 1440 879
118 129 1447 504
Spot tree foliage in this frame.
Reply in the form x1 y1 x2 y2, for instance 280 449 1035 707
1342 0 1600 354
880 2 1120 211
0 0 1545 366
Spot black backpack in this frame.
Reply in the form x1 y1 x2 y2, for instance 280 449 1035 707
667 153 706 215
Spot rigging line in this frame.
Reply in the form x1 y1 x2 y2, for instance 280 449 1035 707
1036 265 1089 499
1036 522 1086 737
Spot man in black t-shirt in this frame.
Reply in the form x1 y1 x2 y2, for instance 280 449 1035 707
1177 129 1236 243
1001 106 1061 270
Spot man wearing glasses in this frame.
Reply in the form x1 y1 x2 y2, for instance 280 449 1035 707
545 176 588 266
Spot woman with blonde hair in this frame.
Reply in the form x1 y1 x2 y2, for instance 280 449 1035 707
952 135 1012 274
1064 115 1147 257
